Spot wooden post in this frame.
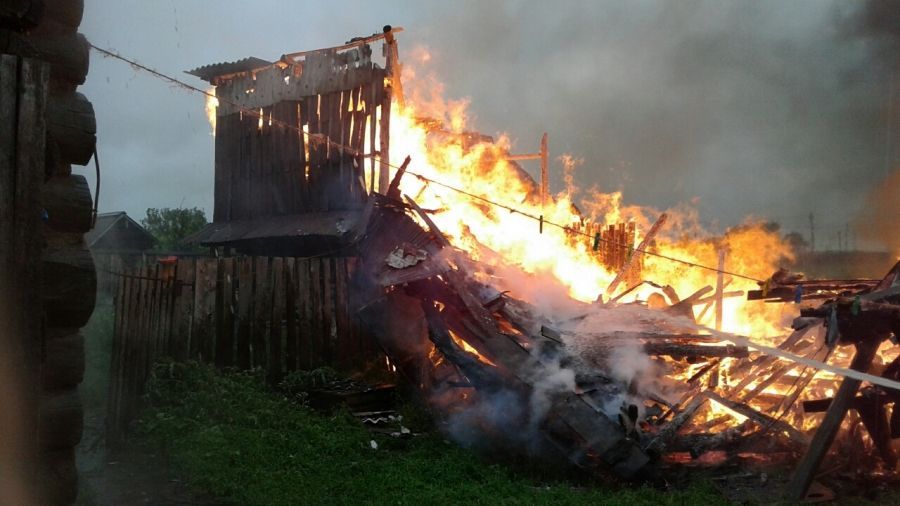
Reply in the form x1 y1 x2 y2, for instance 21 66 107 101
540 132 548 209
383 26 403 108
0 55 47 504
785 341 881 501
378 96 391 194
714 246 727 331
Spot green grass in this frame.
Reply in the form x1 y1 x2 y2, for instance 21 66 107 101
136 361 727 505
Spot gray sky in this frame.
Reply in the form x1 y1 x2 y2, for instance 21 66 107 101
79 0 899 246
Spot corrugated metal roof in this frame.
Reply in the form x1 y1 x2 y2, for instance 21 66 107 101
186 57 273 83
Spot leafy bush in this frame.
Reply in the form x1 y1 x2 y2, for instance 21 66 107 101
277 367 340 404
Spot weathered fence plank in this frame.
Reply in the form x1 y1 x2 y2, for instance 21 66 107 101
107 254 372 440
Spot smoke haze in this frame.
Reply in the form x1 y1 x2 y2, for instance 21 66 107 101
80 1 899 240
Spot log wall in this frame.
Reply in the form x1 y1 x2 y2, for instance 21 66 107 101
2 0 96 503
106 255 384 444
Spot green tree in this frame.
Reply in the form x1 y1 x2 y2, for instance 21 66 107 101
141 207 208 251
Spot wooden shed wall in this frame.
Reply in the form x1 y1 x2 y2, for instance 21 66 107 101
107 255 386 443
214 77 386 221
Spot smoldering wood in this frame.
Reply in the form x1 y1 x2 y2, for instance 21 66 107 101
606 213 667 297
642 343 748 359
665 286 712 320
645 394 707 454
386 155 411 200
705 391 809 445
422 301 507 391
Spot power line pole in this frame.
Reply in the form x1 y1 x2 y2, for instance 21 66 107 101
886 70 896 179
845 222 851 252
808 213 816 253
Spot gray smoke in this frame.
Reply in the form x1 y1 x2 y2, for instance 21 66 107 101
80 1 899 236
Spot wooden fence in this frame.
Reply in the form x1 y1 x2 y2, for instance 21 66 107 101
107 255 383 442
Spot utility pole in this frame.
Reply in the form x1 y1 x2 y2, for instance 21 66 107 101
808 213 816 253
886 70 895 179
845 222 851 252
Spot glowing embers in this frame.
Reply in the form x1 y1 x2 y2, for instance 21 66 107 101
448 329 497 367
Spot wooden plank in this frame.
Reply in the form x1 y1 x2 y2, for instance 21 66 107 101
308 257 323 367
213 110 232 222
252 257 271 368
296 100 309 212
714 247 726 331
215 257 236 366
297 258 313 369
786 341 881 501
705 391 808 445
236 256 253 369
213 256 226 365
174 259 195 361
11 58 48 478
322 257 336 365
366 82 377 194
334 257 352 370
284 258 298 371
239 111 254 220
299 97 312 212
307 94 325 210
268 258 285 382
189 259 204 360
106 272 128 442
327 91 343 209
352 86 367 198
378 86 392 194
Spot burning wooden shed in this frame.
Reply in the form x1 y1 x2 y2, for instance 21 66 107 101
187 27 403 257
100 25 900 502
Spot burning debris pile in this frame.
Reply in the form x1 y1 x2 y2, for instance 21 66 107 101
348 180 900 499
183 28 900 499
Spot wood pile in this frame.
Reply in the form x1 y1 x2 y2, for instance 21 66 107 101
2 1 96 503
350 185 900 499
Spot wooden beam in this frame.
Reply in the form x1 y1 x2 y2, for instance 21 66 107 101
606 213 668 297
714 247 727 331
785 341 880 501
540 132 548 209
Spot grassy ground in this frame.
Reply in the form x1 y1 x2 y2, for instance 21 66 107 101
136 361 726 506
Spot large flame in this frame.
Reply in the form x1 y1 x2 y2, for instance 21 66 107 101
387 59 793 340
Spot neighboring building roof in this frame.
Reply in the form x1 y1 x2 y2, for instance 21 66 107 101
185 57 273 83
86 211 156 252
186 211 361 247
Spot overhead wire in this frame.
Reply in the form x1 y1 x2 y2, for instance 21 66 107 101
88 43 765 284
